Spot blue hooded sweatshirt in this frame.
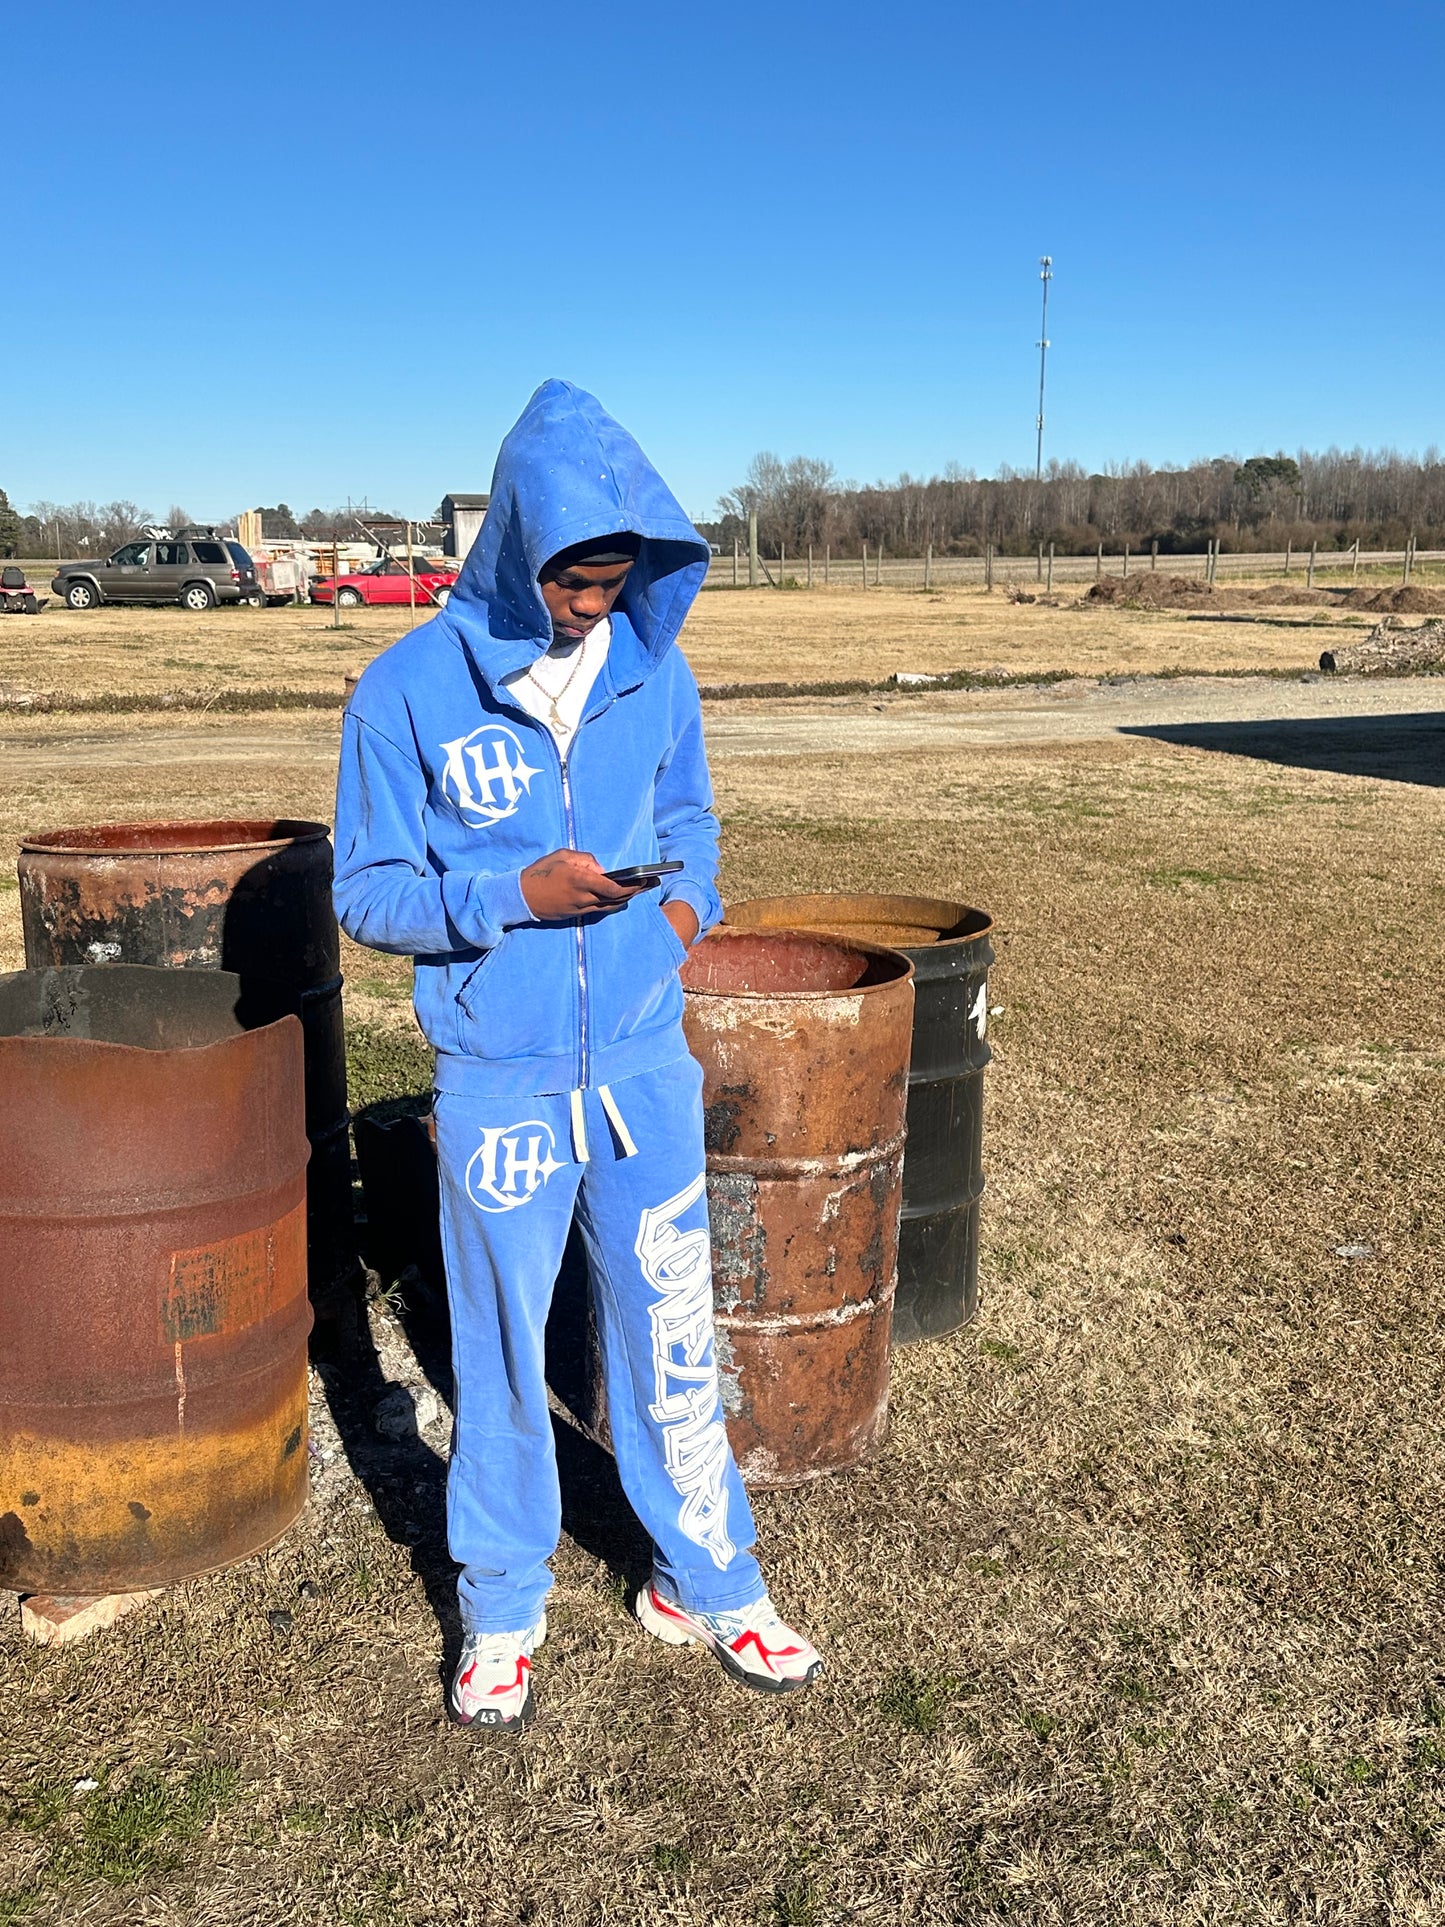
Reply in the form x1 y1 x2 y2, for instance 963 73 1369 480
333 380 719 1102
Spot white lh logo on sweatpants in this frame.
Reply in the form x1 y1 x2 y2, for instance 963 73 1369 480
466 1121 565 1212
440 723 542 827
635 1176 736 1570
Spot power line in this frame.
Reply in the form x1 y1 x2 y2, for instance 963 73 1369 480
1035 256 1053 483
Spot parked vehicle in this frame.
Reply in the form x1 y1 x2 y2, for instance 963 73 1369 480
51 527 256 610
309 557 458 608
224 540 265 607
1 566 46 614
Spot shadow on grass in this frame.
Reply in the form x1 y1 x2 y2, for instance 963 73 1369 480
317 1099 651 1680
1121 711 1445 787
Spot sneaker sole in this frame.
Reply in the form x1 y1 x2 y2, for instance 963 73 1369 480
450 1684 535 1734
449 1614 547 1732
634 1589 821 1695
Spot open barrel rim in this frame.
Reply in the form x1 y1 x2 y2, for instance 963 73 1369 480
19 818 332 858
725 892 994 951
682 925 914 1001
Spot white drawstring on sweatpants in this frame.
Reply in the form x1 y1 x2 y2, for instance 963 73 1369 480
568 1085 639 1164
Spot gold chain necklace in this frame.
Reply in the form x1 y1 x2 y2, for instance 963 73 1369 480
526 633 590 737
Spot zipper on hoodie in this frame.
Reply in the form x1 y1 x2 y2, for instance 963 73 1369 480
538 728 588 1091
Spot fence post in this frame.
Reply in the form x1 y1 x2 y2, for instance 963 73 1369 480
1151 538 1158 571
807 544 813 589
1404 535 1414 584
1123 543 1129 581
779 541 785 589
877 538 884 586
1352 538 1359 578
748 511 759 588
1096 542 1102 580
1284 539 1291 576
733 537 739 587
861 541 868 590
1209 541 1218 586
985 543 994 592
825 544 830 585
1307 541 1316 588
1036 541 1043 582
1046 541 1054 591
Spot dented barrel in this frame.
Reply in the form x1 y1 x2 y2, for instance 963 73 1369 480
728 894 994 1345
17 819 354 1328
0 966 311 1595
679 928 913 1486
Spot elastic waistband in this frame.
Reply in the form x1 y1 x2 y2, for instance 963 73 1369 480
433 1018 689 1101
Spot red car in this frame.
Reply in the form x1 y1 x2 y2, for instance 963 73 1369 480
310 558 458 608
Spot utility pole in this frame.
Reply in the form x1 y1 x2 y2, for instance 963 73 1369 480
1034 255 1053 484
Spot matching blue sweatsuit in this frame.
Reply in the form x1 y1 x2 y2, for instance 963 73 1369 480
333 380 761 1633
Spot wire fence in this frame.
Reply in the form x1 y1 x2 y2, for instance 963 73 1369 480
703 546 1445 593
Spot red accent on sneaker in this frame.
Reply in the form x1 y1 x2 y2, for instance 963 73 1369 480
730 1628 803 1672
489 1657 530 1698
649 1588 693 1626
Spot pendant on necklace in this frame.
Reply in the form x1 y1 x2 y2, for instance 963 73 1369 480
553 715 572 736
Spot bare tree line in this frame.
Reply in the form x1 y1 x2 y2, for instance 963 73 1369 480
711 448 1445 558
7 499 410 559
14 500 196 560
13 445 1445 565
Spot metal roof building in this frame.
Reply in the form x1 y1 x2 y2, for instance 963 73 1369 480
440 493 490 561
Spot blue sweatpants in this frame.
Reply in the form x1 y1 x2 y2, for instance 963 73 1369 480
433 1055 762 1634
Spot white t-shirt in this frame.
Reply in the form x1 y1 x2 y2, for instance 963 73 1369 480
502 618 609 756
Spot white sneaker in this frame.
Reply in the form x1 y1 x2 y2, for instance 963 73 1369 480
450 1614 546 1731
635 1584 823 1693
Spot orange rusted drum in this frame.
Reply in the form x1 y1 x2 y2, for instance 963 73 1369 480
679 928 914 1486
728 894 994 1345
0 966 312 1595
17 819 353 1330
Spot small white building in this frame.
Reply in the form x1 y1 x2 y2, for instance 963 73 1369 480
441 493 490 561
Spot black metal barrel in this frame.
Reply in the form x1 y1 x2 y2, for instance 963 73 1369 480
726 894 993 1345
17 820 356 1334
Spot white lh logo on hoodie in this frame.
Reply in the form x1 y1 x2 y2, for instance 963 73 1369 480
440 723 542 827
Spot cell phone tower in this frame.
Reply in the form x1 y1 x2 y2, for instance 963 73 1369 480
1035 256 1053 483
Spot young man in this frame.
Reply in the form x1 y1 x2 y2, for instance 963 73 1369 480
334 379 822 1731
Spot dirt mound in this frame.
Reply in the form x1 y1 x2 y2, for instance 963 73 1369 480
1261 584 1335 606
1342 583 1445 615
1320 617 1445 676
1085 574 1215 608
1085 574 1338 613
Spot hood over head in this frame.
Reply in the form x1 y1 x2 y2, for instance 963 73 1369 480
445 380 711 687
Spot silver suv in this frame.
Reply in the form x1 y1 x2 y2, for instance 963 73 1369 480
52 527 259 610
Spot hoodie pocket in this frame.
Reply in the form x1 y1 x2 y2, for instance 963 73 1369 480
591 895 687 1049
454 925 574 1063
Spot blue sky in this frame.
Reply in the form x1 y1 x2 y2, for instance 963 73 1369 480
8 0 1443 524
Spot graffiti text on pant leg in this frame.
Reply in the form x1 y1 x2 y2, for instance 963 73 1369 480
635 1175 736 1570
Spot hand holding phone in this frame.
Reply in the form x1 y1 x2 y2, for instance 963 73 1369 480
603 860 685 891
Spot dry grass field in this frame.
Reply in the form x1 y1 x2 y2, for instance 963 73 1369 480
0 575 1403 707
2 671 1443 1922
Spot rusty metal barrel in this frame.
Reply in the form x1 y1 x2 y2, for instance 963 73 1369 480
17 819 354 1329
728 895 994 1345
679 927 914 1486
0 965 311 1595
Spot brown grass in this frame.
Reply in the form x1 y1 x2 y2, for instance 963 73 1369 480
2 707 1444 1922
0 582 1383 708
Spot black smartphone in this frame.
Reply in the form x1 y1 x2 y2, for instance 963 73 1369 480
605 860 685 889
